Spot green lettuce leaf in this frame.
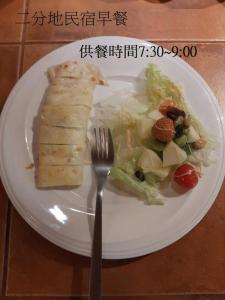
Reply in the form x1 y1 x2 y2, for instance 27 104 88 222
110 167 164 205
146 64 188 111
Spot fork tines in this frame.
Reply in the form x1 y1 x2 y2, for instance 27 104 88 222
91 127 114 163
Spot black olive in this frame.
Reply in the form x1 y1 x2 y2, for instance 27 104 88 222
167 111 177 121
135 170 145 182
179 110 186 118
167 107 186 118
175 124 184 138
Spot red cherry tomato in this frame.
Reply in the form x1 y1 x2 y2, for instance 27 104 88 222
174 163 198 189
159 100 177 115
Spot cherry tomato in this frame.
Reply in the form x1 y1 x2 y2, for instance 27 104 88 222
152 117 175 142
174 163 198 189
159 100 177 115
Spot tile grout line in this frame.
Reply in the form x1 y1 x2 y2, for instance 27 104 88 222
0 42 23 46
18 0 29 78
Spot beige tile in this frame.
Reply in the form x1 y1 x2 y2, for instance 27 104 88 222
22 43 65 73
0 0 25 42
0 46 20 111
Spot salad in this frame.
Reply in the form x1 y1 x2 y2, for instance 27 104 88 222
97 64 215 205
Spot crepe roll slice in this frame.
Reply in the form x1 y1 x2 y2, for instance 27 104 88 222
48 61 85 80
49 78 95 94
37 165 83 187
47 76 94 93
39 144 84 166
48 61 106 85
51 77 96 90
41 105 90 128
45 88 93 107
39 125 86 145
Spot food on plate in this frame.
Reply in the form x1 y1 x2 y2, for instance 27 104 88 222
151 117 175 142
39 125 86 145
40 105 90 127
174 163 198 189
192 138 207 150
38 165 83 187
159 100 177 115
38 144 84 165
98 64 215 204
163 141 187 167
137 148 163 172
37 61 105 188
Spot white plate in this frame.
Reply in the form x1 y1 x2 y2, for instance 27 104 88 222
0 36 224 259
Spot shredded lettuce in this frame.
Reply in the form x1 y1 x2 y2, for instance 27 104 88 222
115 147 143 174
144 136 166 152
192 148 216 167
145 173 162 188
110 167 164 205
146 167 170 180
181 143 192 155
190 113 217 149
146 64 188 111
115 147 142 163
186 154 201 166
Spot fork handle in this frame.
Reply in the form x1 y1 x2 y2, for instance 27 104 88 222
90 188 102 300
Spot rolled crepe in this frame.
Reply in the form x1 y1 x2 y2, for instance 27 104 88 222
39 144 84 165
39 125 86 145
40 105 90 128
37 60 105 188
45 89 93 107
51 77 96 89
48 61 105 85
37 165 83 187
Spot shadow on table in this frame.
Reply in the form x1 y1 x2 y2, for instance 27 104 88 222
70 254 145 297
69 251 144 297
145 0 225 9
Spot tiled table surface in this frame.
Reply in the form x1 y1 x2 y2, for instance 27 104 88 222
0 0 225 299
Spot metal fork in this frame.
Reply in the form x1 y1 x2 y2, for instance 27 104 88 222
89 128 114 300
